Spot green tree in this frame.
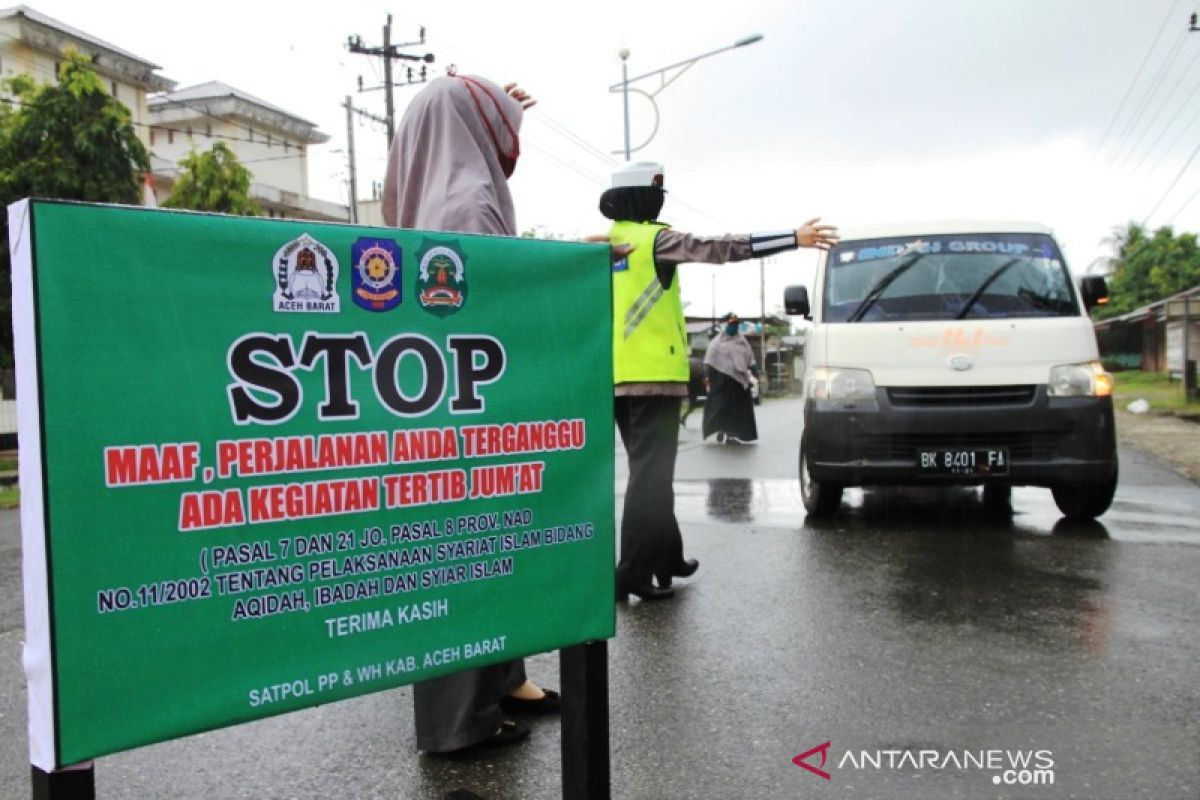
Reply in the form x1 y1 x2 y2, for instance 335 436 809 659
520 225 565 240
162 141 262 216
1094 221 1200 319
0 51 150 366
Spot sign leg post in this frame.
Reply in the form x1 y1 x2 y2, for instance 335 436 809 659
31 762 94 800
559 641 610 799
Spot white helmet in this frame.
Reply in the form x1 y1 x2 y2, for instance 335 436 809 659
611 161 665 190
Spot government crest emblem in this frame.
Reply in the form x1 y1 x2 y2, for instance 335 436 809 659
351 237 402 312
416 239 468 317
273 234 340 313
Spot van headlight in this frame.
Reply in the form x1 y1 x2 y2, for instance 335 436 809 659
1048 361 1113 398
810 367 878 410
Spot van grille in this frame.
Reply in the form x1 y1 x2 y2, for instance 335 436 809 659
862 432 1059 461
887 385 1036 407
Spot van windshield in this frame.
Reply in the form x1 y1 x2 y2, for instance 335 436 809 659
823 233 1078 323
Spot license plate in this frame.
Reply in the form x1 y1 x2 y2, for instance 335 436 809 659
917 447 1009 476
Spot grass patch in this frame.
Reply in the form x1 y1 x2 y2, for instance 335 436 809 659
0 486 17 509
1111 370 1200 413
0 456 16 472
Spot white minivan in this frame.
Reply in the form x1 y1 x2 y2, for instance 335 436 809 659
784 221 1118 520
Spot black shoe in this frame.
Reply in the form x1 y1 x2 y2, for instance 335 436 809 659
672 558 700 578
429 719 530 759
500 688 560 715
474 719 529 750
615 579 674 602
656 558 700 588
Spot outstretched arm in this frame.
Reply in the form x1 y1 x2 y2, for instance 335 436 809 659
654 217 840 267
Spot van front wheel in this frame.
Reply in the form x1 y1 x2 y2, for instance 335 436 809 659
1051 467 1118 520
982 483 1012 513
800 437 843 516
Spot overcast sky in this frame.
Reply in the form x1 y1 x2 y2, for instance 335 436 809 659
29 0 1200 317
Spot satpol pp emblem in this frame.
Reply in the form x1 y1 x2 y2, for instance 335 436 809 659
273 234 340 313
351 237 402 312
416 239 468 317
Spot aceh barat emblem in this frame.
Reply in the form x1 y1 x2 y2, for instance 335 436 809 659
273 233 340 313
351 237 402 312
416 238 468 317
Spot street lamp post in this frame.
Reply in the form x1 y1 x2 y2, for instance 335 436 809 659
618 48 632 162
611 34 764 160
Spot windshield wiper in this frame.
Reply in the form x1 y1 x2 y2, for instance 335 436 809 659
847 254 924 322
954 258 1020 319
1017 286 1063 312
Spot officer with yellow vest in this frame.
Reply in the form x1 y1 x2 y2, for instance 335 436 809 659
601 161 838 602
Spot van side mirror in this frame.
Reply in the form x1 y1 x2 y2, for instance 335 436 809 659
1080 275 1109 312
784 285 811 319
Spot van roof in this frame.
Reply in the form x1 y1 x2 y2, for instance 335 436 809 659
836 220 1054 241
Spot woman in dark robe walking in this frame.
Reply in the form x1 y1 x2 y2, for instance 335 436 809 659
702 313 759 443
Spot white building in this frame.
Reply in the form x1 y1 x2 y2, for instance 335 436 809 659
357 198 385 227
0 4 175 151
148 81 345 221
0 6 345 223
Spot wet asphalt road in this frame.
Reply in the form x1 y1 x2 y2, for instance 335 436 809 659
1 395 1199 799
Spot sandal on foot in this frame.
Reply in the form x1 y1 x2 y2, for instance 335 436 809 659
500 688 560 714
485 719 530 747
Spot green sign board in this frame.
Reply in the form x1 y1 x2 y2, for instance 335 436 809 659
10 200 615 770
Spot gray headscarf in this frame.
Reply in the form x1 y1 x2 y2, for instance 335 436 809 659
382 74 523 236
704 328 757 387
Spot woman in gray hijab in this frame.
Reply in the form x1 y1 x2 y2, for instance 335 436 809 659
382 73 557 755
702 313 759 444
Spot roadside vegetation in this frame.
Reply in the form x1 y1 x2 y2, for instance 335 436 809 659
1093 223 1200 322
0 454 16 509
1112 370 1200 415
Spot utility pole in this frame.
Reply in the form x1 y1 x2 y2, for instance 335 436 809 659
383 18 394 145
342 97 388 222
347 15 435 147
759 258 767 397
711 272 716 329
343 96 358 223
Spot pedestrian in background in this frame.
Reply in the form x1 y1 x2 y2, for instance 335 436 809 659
703 312 759 444
382 72 558 756
600 161 838 602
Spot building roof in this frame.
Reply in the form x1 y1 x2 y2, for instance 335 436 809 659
0 5 175 92
1093 284 1200 329
153 82 310 125
149 81 329 144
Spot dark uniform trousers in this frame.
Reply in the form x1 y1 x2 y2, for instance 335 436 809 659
614 394 686 588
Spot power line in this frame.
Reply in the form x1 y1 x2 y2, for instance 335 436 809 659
529 113 618 170
1117 41 1200 169
520 135 609 189
1144 99 1200 176
1142 136 1200 223
1166 181 1200 222
1106 26 1189 167
1132 70 1200 173
1093 0 1184 160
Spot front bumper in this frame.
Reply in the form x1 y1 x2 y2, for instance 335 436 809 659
803 386 1117 488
